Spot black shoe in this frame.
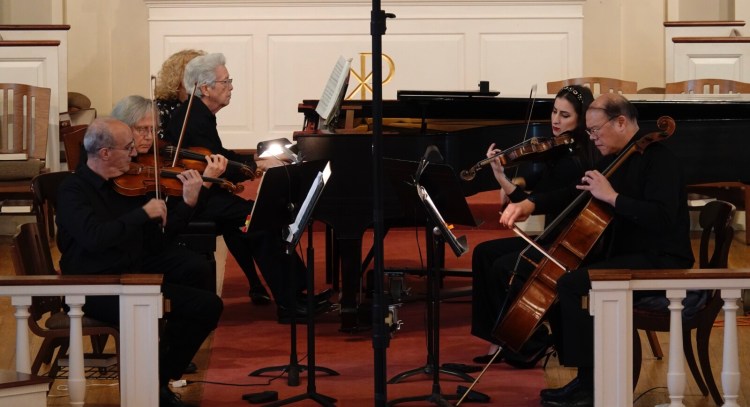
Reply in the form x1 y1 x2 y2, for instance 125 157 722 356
297 288 333 304
540 386 593 407
183 361 197 374
249 285 271 305
160 385 197 407
472 349 505 365
540 377 590 403
277 300 334 323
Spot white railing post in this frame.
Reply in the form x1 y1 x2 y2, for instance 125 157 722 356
590 278 632 407
721 289 741 407
65 295 86 407
11 296 32 374
119 286 162 407
665 289 686 407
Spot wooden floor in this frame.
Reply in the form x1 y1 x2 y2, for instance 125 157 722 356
1 226 749 406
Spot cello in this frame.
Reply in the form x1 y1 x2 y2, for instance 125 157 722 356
491 116 676 353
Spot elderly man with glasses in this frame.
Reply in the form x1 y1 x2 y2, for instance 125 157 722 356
497 93 694 407
163 53 333 322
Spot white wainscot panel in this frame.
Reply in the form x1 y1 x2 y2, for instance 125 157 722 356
481 32 572 95
674 43 750 81
268 33 465 133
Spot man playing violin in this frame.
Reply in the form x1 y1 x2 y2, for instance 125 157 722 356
162 53 333 321
56 117 223 407
470 85 596 366
499 93 694 407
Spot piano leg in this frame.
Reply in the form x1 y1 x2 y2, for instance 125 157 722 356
337 236 368 332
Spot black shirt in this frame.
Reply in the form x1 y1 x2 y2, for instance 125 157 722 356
164 97 257 183
56 164 200 275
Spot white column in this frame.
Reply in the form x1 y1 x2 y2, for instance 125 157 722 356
11 296 32 374
666 289 686 407
590 279 632 407
721 289 741 407
65 295 86 407
119 289 163 407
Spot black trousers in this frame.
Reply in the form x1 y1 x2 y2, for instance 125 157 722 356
82 245 223 386
471 237 537 343
196 188 307 304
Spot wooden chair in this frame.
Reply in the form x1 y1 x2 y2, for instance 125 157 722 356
60 124 87 171
634 200 735 406
10 222 120 378
636 87 666 94
0 84 51 213
665 79 750 94
31 171 73 242
546 77 637 95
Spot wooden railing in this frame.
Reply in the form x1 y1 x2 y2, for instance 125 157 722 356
590 268 750 407
0 274 163 407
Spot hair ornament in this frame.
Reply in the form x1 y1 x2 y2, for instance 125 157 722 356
562 86 584 105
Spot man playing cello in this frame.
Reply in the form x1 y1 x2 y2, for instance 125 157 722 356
499 93 694 407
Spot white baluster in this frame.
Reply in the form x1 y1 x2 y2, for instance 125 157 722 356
666 289 686 407
12 296 32 374
66 295 86 407
721 289 741 407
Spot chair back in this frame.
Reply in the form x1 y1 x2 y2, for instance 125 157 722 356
665 79 750 94
11 222 56 277
698 200 735 268
0 83 51 160
546 77 637 95
61 125 87 170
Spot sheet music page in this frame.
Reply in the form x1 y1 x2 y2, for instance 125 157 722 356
286 162 332 244
315 56 352 120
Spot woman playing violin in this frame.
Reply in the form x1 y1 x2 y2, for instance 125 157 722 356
470 85 596 366
500 94 694 407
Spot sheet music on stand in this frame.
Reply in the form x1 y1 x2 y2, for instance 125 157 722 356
284 162 332 245
315 55 352 130
416 184 468 257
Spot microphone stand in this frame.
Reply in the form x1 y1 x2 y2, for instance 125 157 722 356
371 4 395 407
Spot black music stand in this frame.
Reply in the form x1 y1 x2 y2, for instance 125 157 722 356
245 161 338 405
383 158 475 406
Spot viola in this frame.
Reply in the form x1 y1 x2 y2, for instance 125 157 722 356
460 133 575 181
491 116 676 353
161 145 262 181
113 160 243 197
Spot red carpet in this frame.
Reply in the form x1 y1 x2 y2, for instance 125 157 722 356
200 223 547 406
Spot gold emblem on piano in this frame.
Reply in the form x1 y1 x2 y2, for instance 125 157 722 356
347 52 395 100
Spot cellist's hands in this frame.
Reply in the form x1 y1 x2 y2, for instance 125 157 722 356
142 199 168 227
177 169 203 207
499 200 535 229
576 170 619 207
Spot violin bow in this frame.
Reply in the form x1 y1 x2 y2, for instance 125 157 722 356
511 84 537 181
149 75 162 201
172 82 198 168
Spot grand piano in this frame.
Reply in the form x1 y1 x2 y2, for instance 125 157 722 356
294 93 750 331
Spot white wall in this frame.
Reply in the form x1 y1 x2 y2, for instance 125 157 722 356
0 0 745 117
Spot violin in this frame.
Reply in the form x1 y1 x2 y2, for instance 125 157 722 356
161 145 262 181
491 116 676 353
460 133 575 181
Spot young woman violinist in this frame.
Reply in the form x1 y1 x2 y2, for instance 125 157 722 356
470 85 596 366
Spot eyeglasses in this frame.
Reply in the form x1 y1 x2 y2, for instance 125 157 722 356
104 139 136 154
585 116 617 137
214 78 233 86
132 126 155 136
